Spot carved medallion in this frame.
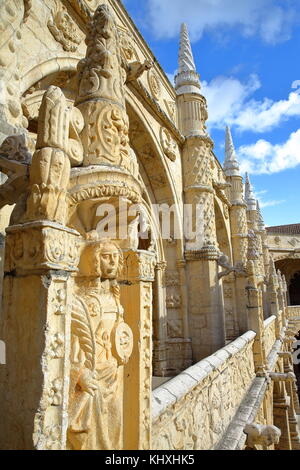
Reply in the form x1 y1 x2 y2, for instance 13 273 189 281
148 70 161 100
118 28 138 62
112 321 133 364
164 100 177 122
48 1 82 52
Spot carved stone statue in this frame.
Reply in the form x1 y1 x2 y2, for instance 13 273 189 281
67 234 133 450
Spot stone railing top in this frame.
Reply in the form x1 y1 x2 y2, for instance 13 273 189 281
152 330 256 420
264 315 276 329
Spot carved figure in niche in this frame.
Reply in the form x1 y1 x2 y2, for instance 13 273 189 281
67 233 133 450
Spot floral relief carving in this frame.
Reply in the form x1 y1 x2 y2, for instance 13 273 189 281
5 223 80 273
49 333 64 359
48 378 63 406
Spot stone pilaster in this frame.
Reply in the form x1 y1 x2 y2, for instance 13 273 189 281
121 250 156 450
152 261 168 376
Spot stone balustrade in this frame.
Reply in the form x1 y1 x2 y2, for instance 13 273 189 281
152 331 256 450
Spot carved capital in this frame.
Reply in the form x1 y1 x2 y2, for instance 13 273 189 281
122 250 156 282
5 221 81 273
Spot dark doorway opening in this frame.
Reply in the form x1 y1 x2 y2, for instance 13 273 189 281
289 271 300 305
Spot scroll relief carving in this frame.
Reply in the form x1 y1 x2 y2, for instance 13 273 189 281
160 128 177 162
48 1 82 52
67 234 133 450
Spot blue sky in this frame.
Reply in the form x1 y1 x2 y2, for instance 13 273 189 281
122 0 300 227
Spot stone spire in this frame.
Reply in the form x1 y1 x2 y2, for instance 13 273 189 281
175 23 201 95
256 200 265 231
245 173 256 211
224 126 240 177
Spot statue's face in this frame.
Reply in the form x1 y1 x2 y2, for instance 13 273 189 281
98 245 120 279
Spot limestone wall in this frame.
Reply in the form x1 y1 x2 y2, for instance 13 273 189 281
152 331 256 450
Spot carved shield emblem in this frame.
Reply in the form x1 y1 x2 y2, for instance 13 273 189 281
112 321 133 364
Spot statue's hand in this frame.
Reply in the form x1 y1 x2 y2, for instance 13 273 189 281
78 369 98 396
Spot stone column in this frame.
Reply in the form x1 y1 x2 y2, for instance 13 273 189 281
121 250 156 450
183 135 225 360
223 128 249 335
246 261 267 376
271 371 297 450
227 180 249 334
268 260 282 337
281 354 300 449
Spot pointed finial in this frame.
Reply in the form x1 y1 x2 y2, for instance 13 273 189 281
224 126 240 176
256 200 265 231
178 24 197 73
175 23 201 95
245 173 256 211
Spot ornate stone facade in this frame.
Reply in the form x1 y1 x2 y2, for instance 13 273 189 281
0 0 299 451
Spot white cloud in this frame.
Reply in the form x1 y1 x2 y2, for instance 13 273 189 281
239 129 300 174
145 0 297 45
200 77 300 133
259 199 285 208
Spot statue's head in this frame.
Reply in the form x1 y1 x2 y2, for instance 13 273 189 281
94 240 123 279
79 232 123 279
